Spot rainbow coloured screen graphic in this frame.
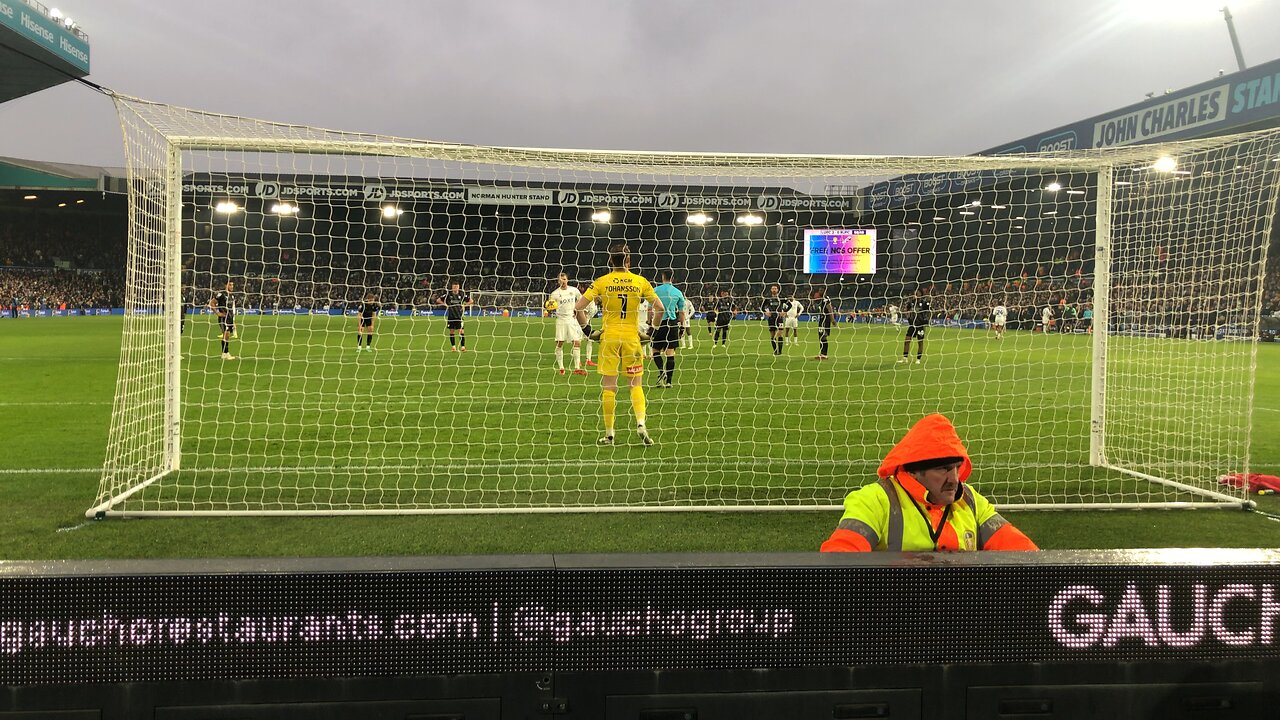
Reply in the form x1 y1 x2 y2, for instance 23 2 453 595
802 229 877 274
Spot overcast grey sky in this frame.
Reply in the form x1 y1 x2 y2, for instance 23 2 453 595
2 0 1280 167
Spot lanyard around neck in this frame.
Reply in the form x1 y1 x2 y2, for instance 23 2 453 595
908 495 952 548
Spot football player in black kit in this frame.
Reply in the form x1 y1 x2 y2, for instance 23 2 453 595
761 284 783 355
810 289 835 360
436 281 472 352
356 293 380 352
900 288 931 364
713 290 736 347
209 280 236 360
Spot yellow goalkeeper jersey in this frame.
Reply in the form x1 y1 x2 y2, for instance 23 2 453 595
583 270 659 340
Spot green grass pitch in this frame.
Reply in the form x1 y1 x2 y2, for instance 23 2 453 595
2 315 1279 559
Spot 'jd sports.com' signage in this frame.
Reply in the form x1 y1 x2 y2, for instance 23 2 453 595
181 180 856 211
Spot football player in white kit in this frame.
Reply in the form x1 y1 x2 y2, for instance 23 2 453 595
783 295 804 345
579 283 598 366
549 273 588 375
991 301 1008 340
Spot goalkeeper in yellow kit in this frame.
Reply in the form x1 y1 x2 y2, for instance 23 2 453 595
575 243 665 446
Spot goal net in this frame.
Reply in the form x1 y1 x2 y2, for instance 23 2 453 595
90 94 1280 516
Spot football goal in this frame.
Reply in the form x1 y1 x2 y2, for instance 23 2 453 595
89 94 1279 516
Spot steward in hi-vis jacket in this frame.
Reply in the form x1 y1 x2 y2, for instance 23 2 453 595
821 413 1038 552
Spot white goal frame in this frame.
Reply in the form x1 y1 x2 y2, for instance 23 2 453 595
89 95 1278 516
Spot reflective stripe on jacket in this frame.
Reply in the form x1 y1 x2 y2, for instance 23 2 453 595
820 473 1037 552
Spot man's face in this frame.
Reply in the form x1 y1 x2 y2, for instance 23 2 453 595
913 461 963 505
558 275 569 289
770 286 779 296
451 284 460 292
226 282 234 291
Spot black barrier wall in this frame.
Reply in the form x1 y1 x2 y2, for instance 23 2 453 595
2 550 1279 718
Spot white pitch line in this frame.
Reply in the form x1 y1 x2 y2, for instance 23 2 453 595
0 401 111 406
1255 406 1280 414
56 521 92 533
0 468 99 474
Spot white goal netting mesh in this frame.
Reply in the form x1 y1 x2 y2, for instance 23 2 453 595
91 95 1279 515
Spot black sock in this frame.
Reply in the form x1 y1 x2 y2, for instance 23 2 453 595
358 334 363 347
666 356 675 384
450 335 456 347
820 338 829 356
367 334 373 347
221 340 229 353
460 334 465 349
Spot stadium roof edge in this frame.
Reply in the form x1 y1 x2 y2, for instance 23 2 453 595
0 156 124 191
978 55 1280 156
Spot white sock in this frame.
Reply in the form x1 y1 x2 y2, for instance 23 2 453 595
555 348 564 369
572 346 581 369
585 343 593 361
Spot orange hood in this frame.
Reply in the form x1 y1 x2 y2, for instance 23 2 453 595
876 413 973 483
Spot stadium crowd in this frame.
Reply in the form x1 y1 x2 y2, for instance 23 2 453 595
3 218 1280 323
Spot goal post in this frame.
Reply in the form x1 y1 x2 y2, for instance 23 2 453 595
90 94 1280 516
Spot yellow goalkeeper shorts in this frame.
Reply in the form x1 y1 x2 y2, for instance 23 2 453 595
597 336 644 377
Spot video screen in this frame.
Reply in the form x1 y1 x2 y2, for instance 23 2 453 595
802 229 877 274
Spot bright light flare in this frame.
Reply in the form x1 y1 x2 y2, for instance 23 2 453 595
734 214 764 226
1153 156 1178 172
685 212 713 225
1120 0 1248 23
214 201 240 214
591 210 611 223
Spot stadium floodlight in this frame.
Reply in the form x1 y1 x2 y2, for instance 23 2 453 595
1044 182 1063 192
58 202 67 207
22 194 36 200
735 213 764 225
932 216 946 221
1114 181 1133 186
49 8 61 20
970 200 982 207
75 199 84 204
381 205 403 218
959 211 976 216
270 203 300 215
92 95 1278 517
1152 156 1178 172
1066 189 1086 195
63 17 74 28
686 212 713 225
991 204 1008 209
1043 210 1058 215
591 210 611 223
214 201 239 214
